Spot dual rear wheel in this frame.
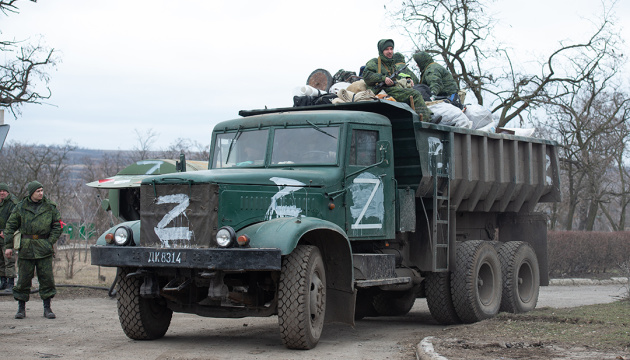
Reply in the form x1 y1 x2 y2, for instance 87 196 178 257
426 240 540 325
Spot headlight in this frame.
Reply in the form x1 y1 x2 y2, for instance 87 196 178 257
216 226 235 248
114 226 133 246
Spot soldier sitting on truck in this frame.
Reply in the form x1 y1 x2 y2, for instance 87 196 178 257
363 39 434 122
413 51 462 108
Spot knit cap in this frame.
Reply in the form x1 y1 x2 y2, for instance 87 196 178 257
27 181 43 197
0 183 8 192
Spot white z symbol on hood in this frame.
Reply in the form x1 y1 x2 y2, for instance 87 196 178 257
265 177 305 220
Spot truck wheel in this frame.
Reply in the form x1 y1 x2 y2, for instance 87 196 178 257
372 289 416 316
278 245 326 350
425 272 461 325
498 241 540 313
117 267 173 340
451 240 502 323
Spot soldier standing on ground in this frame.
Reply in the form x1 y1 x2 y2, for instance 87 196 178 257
4 181 61 319
0 182 18 292
363 39 433 122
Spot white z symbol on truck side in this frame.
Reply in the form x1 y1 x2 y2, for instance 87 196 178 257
154 193 193 248
350 176 384 230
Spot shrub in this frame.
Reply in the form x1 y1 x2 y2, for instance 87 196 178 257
548 231 630 277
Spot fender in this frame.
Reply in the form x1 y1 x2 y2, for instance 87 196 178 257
236 216 347 255
95 220 141 246
237 217 357 326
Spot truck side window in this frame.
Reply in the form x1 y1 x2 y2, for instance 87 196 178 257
350 130 378 166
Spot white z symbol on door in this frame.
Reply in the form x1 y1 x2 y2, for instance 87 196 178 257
351 177 383 230
154 193 193 248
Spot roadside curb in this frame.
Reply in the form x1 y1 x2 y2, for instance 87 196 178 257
549 277 628 286
416 278 629 360
416 337 448 360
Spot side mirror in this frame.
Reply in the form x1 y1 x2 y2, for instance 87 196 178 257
376 140 390 167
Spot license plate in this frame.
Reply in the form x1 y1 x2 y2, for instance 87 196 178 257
146 250 185 264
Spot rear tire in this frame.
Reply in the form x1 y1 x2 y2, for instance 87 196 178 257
278 245 326 350
117 267 172 340
425 272 461 325
498 241 540 313
451 241 502 323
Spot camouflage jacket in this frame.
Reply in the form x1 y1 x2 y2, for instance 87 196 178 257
0 194 18 232
363 40 419 92
4 196 62 259
414 52 458 97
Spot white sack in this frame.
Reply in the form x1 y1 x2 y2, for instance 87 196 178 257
501 127 536 137
464 103 493 129
329 82 351 95
429 102 471 128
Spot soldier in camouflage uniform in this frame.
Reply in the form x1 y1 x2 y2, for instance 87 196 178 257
0 182 18 291
363 39 433 122
4 181 61 319
413 51 459 101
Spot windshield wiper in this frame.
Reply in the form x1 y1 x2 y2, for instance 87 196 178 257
307 120 337 139
225 125 243 164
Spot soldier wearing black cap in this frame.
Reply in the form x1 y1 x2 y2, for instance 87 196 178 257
4 181 62 319
0 182 18 291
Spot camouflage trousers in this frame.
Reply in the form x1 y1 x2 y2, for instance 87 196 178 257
0 244 16 278
13 255 56 302
384 87 433 122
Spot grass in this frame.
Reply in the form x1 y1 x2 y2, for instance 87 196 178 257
494 302 630 350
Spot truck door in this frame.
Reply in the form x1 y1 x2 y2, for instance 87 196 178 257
345 127 395 239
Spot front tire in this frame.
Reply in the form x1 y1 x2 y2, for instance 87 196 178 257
451 241 502 323
116 267 173 340
498 241 540 313
278 245 326 350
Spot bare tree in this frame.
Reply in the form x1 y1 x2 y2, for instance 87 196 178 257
390 0 623 128
159 137 210 161
0 140 76 212
544 72 630 230
131 128 158 161
1 0 58 116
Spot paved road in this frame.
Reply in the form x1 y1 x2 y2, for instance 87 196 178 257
0 284 625 360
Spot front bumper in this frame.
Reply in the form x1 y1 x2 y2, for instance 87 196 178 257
90 246 282 271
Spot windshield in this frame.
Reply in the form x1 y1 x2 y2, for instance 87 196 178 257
212 129 269 168
271 126 339 165
211 126 339 168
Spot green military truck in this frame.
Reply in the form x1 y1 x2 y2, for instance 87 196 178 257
91 101 560 350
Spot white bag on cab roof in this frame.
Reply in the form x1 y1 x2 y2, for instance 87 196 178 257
428 102 471 128
464 103 494 129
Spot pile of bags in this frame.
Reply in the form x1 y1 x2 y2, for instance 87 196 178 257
293 68 535 136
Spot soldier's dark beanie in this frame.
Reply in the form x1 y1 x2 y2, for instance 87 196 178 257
381 39 394 51
27 181 43 197
0 183 8 192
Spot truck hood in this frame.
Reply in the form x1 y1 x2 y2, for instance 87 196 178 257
142 167 344 188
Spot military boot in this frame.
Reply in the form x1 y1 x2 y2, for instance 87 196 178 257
15 300 25 319
43 298 56 319
0 276 6 290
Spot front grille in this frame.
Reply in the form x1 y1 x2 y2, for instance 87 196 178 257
140 183 219 248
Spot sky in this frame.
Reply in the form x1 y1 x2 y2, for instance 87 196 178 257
2 0 629 151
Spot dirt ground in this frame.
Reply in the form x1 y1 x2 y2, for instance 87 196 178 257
0 285 627 360
0 250 627 359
